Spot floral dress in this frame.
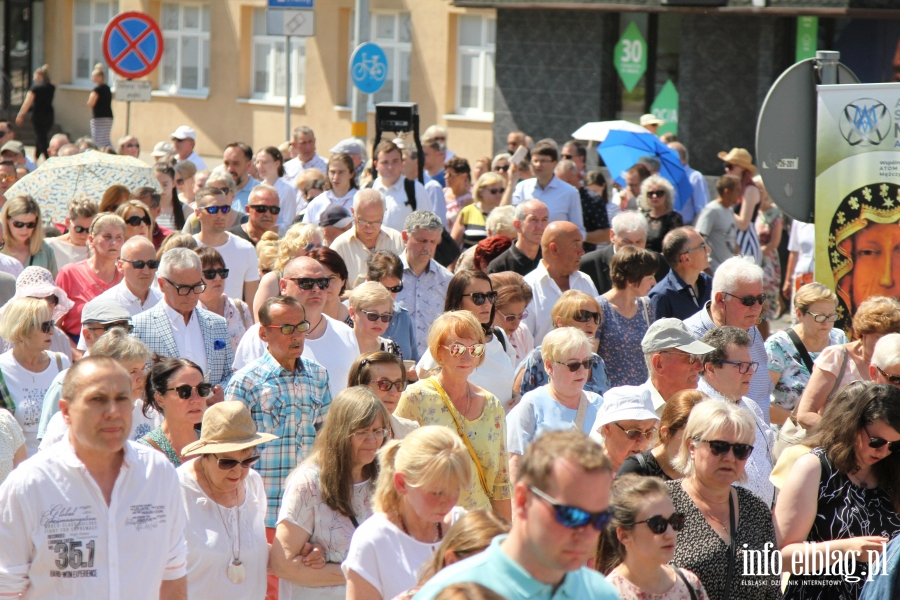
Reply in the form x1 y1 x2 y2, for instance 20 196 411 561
766 328 848 413
607 566 709 600
597 296 653 387
756 206 783 321
518 347 610 396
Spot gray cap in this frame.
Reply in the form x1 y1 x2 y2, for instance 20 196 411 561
330 138 367 160
0 140 24 155
81 297 131 325
641 318 715 355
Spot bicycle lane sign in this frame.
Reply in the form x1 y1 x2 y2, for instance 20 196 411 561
350 42 388 95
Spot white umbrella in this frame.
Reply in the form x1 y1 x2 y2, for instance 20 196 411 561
571 120 648 143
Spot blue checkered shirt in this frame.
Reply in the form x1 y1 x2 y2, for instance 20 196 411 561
395 252 453 358
225 351 332 527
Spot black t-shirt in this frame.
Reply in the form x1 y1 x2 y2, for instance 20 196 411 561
30 82 55 118
616 449 672 480
228 224 256 247
486 244 542 277
92 84 113 119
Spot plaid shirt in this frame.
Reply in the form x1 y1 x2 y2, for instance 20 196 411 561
225 351 332 527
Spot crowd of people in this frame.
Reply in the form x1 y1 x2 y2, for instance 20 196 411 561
0 112 897 600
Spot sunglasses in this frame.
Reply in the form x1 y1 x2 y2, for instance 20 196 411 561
248 205 281 215
462 291 498 306
615 422 657 441
164 278 207 296
721 360 760 374
695 438 754 460
86 321 134 334
11 220 36 229
876 366 900 386
124 143 140 149
444 343 486 358
646 190 667 198
723 292 767 307
864 425 900 452
214 454 261 470
290 277 330 290
202 268 229 280
372 378 407 392
572 310 600 324
264 321 311 335
724 163 737 170
806 310 840 323
0 174 15 183
494 165 510 172
202 205 232 214
554 359 593 373
384 282 403 293
360 309 393 323
167 383 213 399
486 187 505 194
303 243 323 252
40 320 54 334
496 308 528 322
124 215 152 227
72 225 90 234
636 513 686 534
560 154 574 159
529 486 615 531
121 258 160 270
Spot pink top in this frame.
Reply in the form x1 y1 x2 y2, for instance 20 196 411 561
607 566 709 600
813 343 870 391
55 260 123 336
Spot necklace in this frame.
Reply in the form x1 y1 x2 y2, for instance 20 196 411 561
398 512 443 543
203 465 246 584
309 314 325 335
687 478 729 505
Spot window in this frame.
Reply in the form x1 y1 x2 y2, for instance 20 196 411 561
251 8 306 102
457 15 495 115
347 12 411 107
159 3 210 94
73 1 118 85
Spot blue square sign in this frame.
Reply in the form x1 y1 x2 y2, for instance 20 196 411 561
268 0 313 7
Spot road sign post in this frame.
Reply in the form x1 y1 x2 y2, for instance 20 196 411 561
267 1 315 142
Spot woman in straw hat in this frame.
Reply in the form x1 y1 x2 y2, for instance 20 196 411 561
178 401 277 599
719 148 762 265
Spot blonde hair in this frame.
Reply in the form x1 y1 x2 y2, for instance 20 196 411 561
275 223 323 271
427 311 486 368
472 172 505 204
349 281 393 312
91 63 104 78
256 231 280 275
0 296 51 344
373 425 471 515
541 327 592 364
485 205 516 238
551 290 601 328
671 399 755 481
115 200 154 242
793 282 837 315
852 296 900 337
90 213 126 238
36 64 51 84
67 196 99 221
1 195 44 255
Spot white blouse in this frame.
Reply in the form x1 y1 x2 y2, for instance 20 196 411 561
0 409 24 484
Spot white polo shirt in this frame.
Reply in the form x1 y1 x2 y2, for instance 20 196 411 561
0 440 187 599
523 260 598 346
193 233 260 300
371 176 433 232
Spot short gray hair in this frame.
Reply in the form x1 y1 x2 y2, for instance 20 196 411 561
668 141 688 163
514 199 546 223
486 205 516 238
699 326 751 368
159 247 201 279
292 126 315 141
249 184 279 204
554 160 578 176
872 333 900 370
491 153 511 171
206 172 236 193
712 256 764 296
612 211 648 236
91 328 151 363
403 210 443 234
353 188 385 212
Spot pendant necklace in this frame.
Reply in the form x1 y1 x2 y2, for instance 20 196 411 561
205 466 246 584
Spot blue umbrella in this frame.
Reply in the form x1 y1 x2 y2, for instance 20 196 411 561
598 130 692 212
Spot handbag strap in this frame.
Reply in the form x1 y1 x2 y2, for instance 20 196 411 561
573 392 589 432
786 328 814 374
829 346 850 400
640 297 651 326
349 514 360 529
674 567 698 600
724 491 736 599
426 377 490 498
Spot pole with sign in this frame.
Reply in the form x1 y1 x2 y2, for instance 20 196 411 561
267 0 315 141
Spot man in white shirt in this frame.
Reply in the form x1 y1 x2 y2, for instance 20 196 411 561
371 140 432 231
282 126 327 187
523 221 598 346
170 125 207 171
233 256 359 394
400 143 447 227
0 357 188 600
330 189 405 290
511 141 585 235
193 187 259 302
96 236 163 317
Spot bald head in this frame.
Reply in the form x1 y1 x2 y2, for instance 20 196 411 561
541 221 585 277
541 221 582 252
283 255 325 280
121 234 155 258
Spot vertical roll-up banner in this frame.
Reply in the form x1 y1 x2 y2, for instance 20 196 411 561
815 83 900 332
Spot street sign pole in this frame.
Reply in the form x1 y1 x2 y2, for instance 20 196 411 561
127 89 131 135
285 35 291 142
351 0 370 144
267 1 314 143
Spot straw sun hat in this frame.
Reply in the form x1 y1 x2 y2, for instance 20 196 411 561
182 401 276 456
717 147 757 175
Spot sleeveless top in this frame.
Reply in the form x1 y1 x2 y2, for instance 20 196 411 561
30 82 55 119
92 84 113 119
137 427 181 467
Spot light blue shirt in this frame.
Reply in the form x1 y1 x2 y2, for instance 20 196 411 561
395 252 453 358
231 175 260 212
677 164 710 224
414 535 619 600
384 303 419 362
511 175 585 235
507 385 604 455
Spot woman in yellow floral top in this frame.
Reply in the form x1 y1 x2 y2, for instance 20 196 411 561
395 310 511 520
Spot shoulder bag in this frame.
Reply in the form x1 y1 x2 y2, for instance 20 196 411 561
674 567 699 600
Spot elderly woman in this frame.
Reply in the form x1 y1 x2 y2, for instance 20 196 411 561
0 266 74 359
415 270 516 408
349 282 401 356
55 214 125 342
451 172 505 249
766 283 848 427
1 195 56 276
398 311 511 518
342 425 471 600
796 295 900 429
516 290 610 396
507 327 603 482
271 387 390 599
366 250 418 362
195 246 253 350
138 357 210 466
667 399 779 600
599 246 658 387
115 199 154 242
638 175 683 254
174 160 198 205
0 297 70 456
618 389 707 480
116 135 140 158
590 387 660 473
46 197 98 269
178 401 275 599
349 351 419 440
489 271 533 366
597 475 709 600
775 382 900 600
252 222 324 318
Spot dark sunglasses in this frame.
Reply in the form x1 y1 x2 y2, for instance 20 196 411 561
72 225 90 234
384 282 403 294
636 513 686 534
723 292 767 307
214 454 261 470
264 321 311 335
560 153 574 159
695 438 754 460
164 278 207 296
11 220 36 229
486 187 505 194
360 309 393 323
864 425 900 452
167 383 213 399
572 310 600 324
290 277 330 290
721 360 760 374
124 215 152 227
121 258 160 270
248 205 281 215
494 165 510 172
202 268 229 280
462 291 498 306
40 320 54 334
876 366 900 386
554 359 593 373
373 378 407 392
646 190 667 198
202 205 232 214
529 486 614 531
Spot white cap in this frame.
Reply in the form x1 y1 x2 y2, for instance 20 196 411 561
151 141 174 157
589 386 659 443
170 126 196 140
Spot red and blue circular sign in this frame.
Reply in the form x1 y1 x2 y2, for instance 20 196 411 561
102 12 164 80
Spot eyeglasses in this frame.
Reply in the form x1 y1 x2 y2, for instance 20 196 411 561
528 486 615 531
357 217 383 227
876 366 900 386
494 165 510 172
202 205 231 214
554 359 593 373
0 174 15 183
496 308 528 322
39 320 54 334
695 438 754 460
383 282 403 294
120 258 160 270
615 422 657 441
723 292 767 307
560 154 574 159
806 311 840 323
646 190 667 198
681 242 708 256
248 205 281 215
72 225 90 234
166 383 213 399
124 215 151 227
124 143 140 149
264 321 311 335
635 513 686 534
572 310 600 324
721 360 760 374
290 277 330 290
360 309 393 323
443 343 486 358
11 220 36 229
486 187 505 194
350 428 390 441
164 278 207 296
371 378 407 392
202 268 229 280
85 321 134 334
214 454 260 470
462 291 498 306
864 425 900 452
